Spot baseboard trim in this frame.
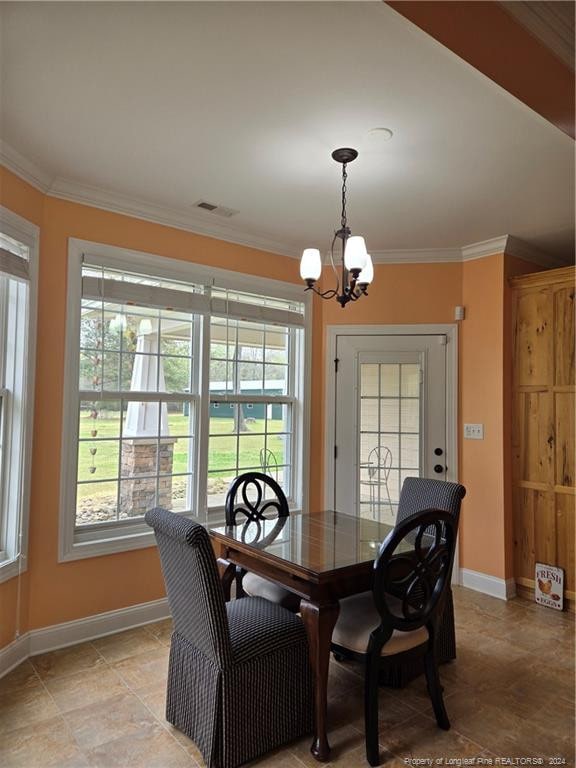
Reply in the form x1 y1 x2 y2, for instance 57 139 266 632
459 568 517 601
0 597 171 678
0 635 31 679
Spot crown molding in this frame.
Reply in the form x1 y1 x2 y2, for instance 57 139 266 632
371 248 461 264
47 177 298 259
503 234 568 269
461 234 567 268
0 140 52 193
461 235 510 261
0 143 569 269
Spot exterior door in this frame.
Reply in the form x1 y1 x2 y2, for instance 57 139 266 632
333 334 448 522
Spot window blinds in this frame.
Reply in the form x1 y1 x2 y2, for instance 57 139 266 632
0 246 29 282
81 260 305 328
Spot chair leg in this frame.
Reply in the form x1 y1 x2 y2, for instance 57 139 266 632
364 652 381 767
424 648 450 730
235 567 246 599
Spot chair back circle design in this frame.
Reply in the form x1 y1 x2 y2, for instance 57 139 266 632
367 446 393 480
225 472 289 528
259 447 279 481
373 509 456 633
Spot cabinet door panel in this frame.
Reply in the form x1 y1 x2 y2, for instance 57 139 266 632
554 286 575 387
513 487 535 582
556 392 575 488
514 290 552 387
521 392 554 484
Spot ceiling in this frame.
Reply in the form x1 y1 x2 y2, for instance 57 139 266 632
0 1 574 262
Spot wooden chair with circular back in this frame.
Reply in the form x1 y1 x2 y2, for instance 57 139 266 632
225 471 301 612
331 509 458 766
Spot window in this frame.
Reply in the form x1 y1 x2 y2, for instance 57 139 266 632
0 209 38 582
207 311 301 508
75 265 201 534
60 241 309 560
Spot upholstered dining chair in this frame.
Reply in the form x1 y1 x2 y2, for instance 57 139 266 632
225 472 301 612
331 509 459 766
145 507 313 768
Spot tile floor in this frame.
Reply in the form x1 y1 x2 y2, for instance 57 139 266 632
0 587 574 768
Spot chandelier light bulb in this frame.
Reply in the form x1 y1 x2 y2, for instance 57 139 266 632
344 235 367 273
358 253 374 286
300 248 322 282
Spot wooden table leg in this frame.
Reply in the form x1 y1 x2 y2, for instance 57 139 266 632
300 599 340 762
217 558 235 602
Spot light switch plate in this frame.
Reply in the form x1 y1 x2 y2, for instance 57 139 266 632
464 423 484 439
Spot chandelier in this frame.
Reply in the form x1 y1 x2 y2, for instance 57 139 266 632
299 147 373 308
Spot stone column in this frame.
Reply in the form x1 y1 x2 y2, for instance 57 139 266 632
120 437 177 518
121 319 176 516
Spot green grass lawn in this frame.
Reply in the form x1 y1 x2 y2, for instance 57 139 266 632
77 413 288 500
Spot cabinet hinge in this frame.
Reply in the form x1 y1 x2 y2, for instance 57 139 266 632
334 445 338 460
334 357 339 373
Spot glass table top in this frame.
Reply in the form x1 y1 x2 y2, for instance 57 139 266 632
209 510 396 576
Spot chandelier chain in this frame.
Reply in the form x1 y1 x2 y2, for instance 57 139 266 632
340 163 348 230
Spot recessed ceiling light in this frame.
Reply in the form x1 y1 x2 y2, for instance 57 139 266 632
368 127 394 141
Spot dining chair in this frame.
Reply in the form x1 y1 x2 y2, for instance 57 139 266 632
225 471 301 612
331 509 458 766
145 507 313 768
383 477 466 685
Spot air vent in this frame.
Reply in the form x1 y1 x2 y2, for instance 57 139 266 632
193 200 239 218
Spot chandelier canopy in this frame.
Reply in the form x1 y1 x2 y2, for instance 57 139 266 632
299 148 373 308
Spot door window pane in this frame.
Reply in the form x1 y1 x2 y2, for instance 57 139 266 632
380 365 400 397
359 361 422 523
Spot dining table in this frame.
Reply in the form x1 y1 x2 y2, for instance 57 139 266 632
209 509 396 763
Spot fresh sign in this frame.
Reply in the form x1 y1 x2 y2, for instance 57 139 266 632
535 563 564 611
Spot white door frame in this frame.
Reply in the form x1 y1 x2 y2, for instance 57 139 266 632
323 324 459 579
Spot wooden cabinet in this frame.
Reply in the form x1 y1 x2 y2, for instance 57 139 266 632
511 266 575 608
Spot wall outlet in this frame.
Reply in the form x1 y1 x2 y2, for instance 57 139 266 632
464 423 484 440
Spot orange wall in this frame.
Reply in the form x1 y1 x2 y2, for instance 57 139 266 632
0 163 545 647
0 166 315 644
460 255 507 577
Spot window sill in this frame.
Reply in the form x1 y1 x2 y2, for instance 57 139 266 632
59 512 206 562
0 553 27 584
59 527 158 562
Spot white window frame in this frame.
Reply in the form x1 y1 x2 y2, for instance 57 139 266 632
0 207 39 584
59 239 311 562
206 312 303 515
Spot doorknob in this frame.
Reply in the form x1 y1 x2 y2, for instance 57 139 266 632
434 464 446 474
